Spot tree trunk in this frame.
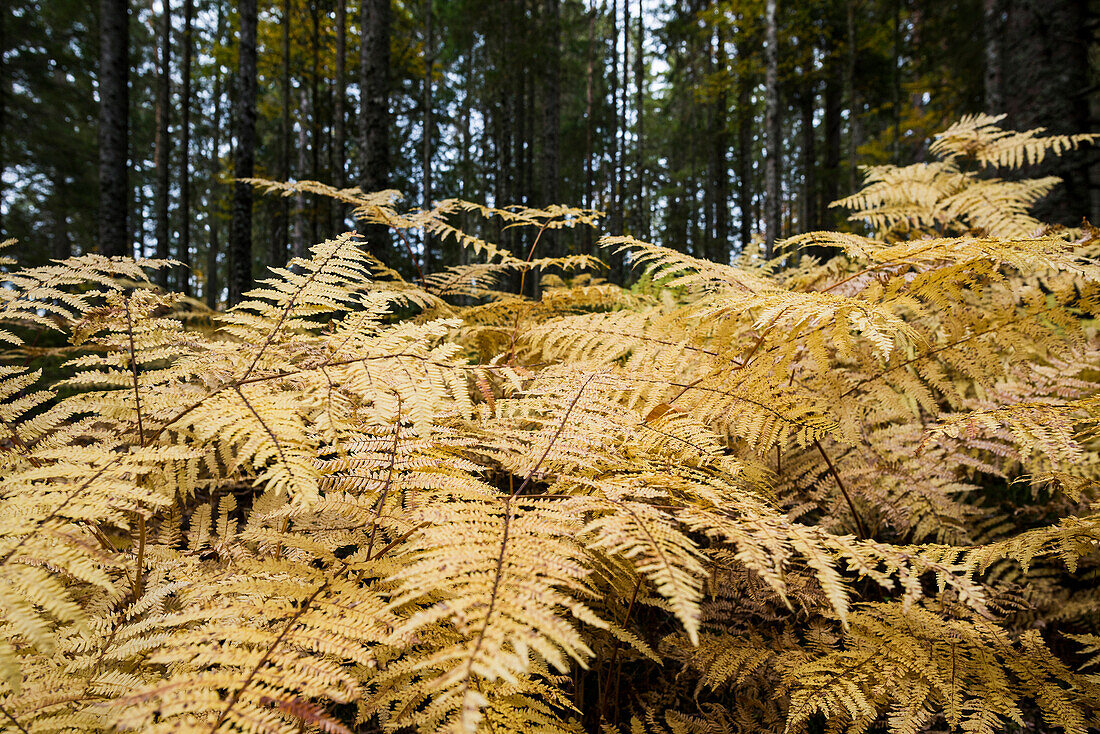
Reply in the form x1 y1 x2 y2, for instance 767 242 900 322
206 3 225 309
422 0 433 271
736 56 753 253
800 84 817 233
983 0 1002 112
634 0 646 241
333 0 346 231
713 26 729 262
822 53 841 227
179 0 193 295
229 0 257 305
309 0 320 246
293 83 310 261
584 0 594 254
541 0 561 253
360 0 391 257
763 0 780 258
846 0 861 193
154 0 170 275
0 9 7 237
99 0 129 257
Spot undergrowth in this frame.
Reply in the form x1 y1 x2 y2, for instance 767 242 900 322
1 114 1099 733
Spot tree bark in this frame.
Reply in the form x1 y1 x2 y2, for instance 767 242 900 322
229 0 258 305
541 0 561 253
0 9 7 237
713 26 729 262
293 83 309 262
983 0 1002 113
736 51 753 253
846 0 861 193
206 3 225 309
271 0 289 271
333 0 346 232
360 0 391 256
763 0 780 258
634 0 646 241
99 0 130 257
800 84 817 233
584 0 594 254
153 0 170 274
179 0 193 295
422 0 433 270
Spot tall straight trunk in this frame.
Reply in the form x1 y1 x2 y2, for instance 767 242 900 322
763 0 780 258
99 0 129 257
422 0 433 270
983 0 1002 112
800 84 817 233
333 0 346 231
229 0 258 305
360 0 391 256
293 85 309 261
154 0 171 277
179 0 193 295
609 0 620 237
891 0 901 162
620 0 629 236
541 0 561 253
584 0 594 254
270 0 289 270
634 0 646 240
206 4 225 308
713 28 729 261
309 0 320 245
0 9 6 236
846 0 861 192
823 59 841 222
736 62 752 252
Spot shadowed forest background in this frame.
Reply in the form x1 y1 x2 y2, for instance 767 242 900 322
1 0 1097 299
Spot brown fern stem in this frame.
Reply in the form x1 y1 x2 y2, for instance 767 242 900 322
597 575 642 727
365 389 401 560
240 238 345 382
0 703 29 734
814 439 867 540
511 372 599 499
123 296 145 446
209 579 329 733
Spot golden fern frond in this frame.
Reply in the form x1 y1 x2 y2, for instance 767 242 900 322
930 113 1098 169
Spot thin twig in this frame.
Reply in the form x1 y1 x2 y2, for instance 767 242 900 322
814 439 867 540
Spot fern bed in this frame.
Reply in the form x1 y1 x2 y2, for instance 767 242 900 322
1 116 1099 734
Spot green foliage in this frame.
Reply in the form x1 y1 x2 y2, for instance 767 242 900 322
1 121 1099 734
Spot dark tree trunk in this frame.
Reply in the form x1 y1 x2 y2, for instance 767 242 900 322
229 0 257 305
713 27 730 262
360 0 391 256
179 0 193 295
584 0 594 254
98 0 129 257
983 0 1003 113
0 9 6 237
271 0 289 270
154 0 170 278
736 58 753 253
333 0 346 232
422 0 433 270
293 83 309 261
763 0 780 257
634 0 646 241
206 4 225 309
541 0 561 253
846 0 861 193
800 84 817 234
309 0 320 246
